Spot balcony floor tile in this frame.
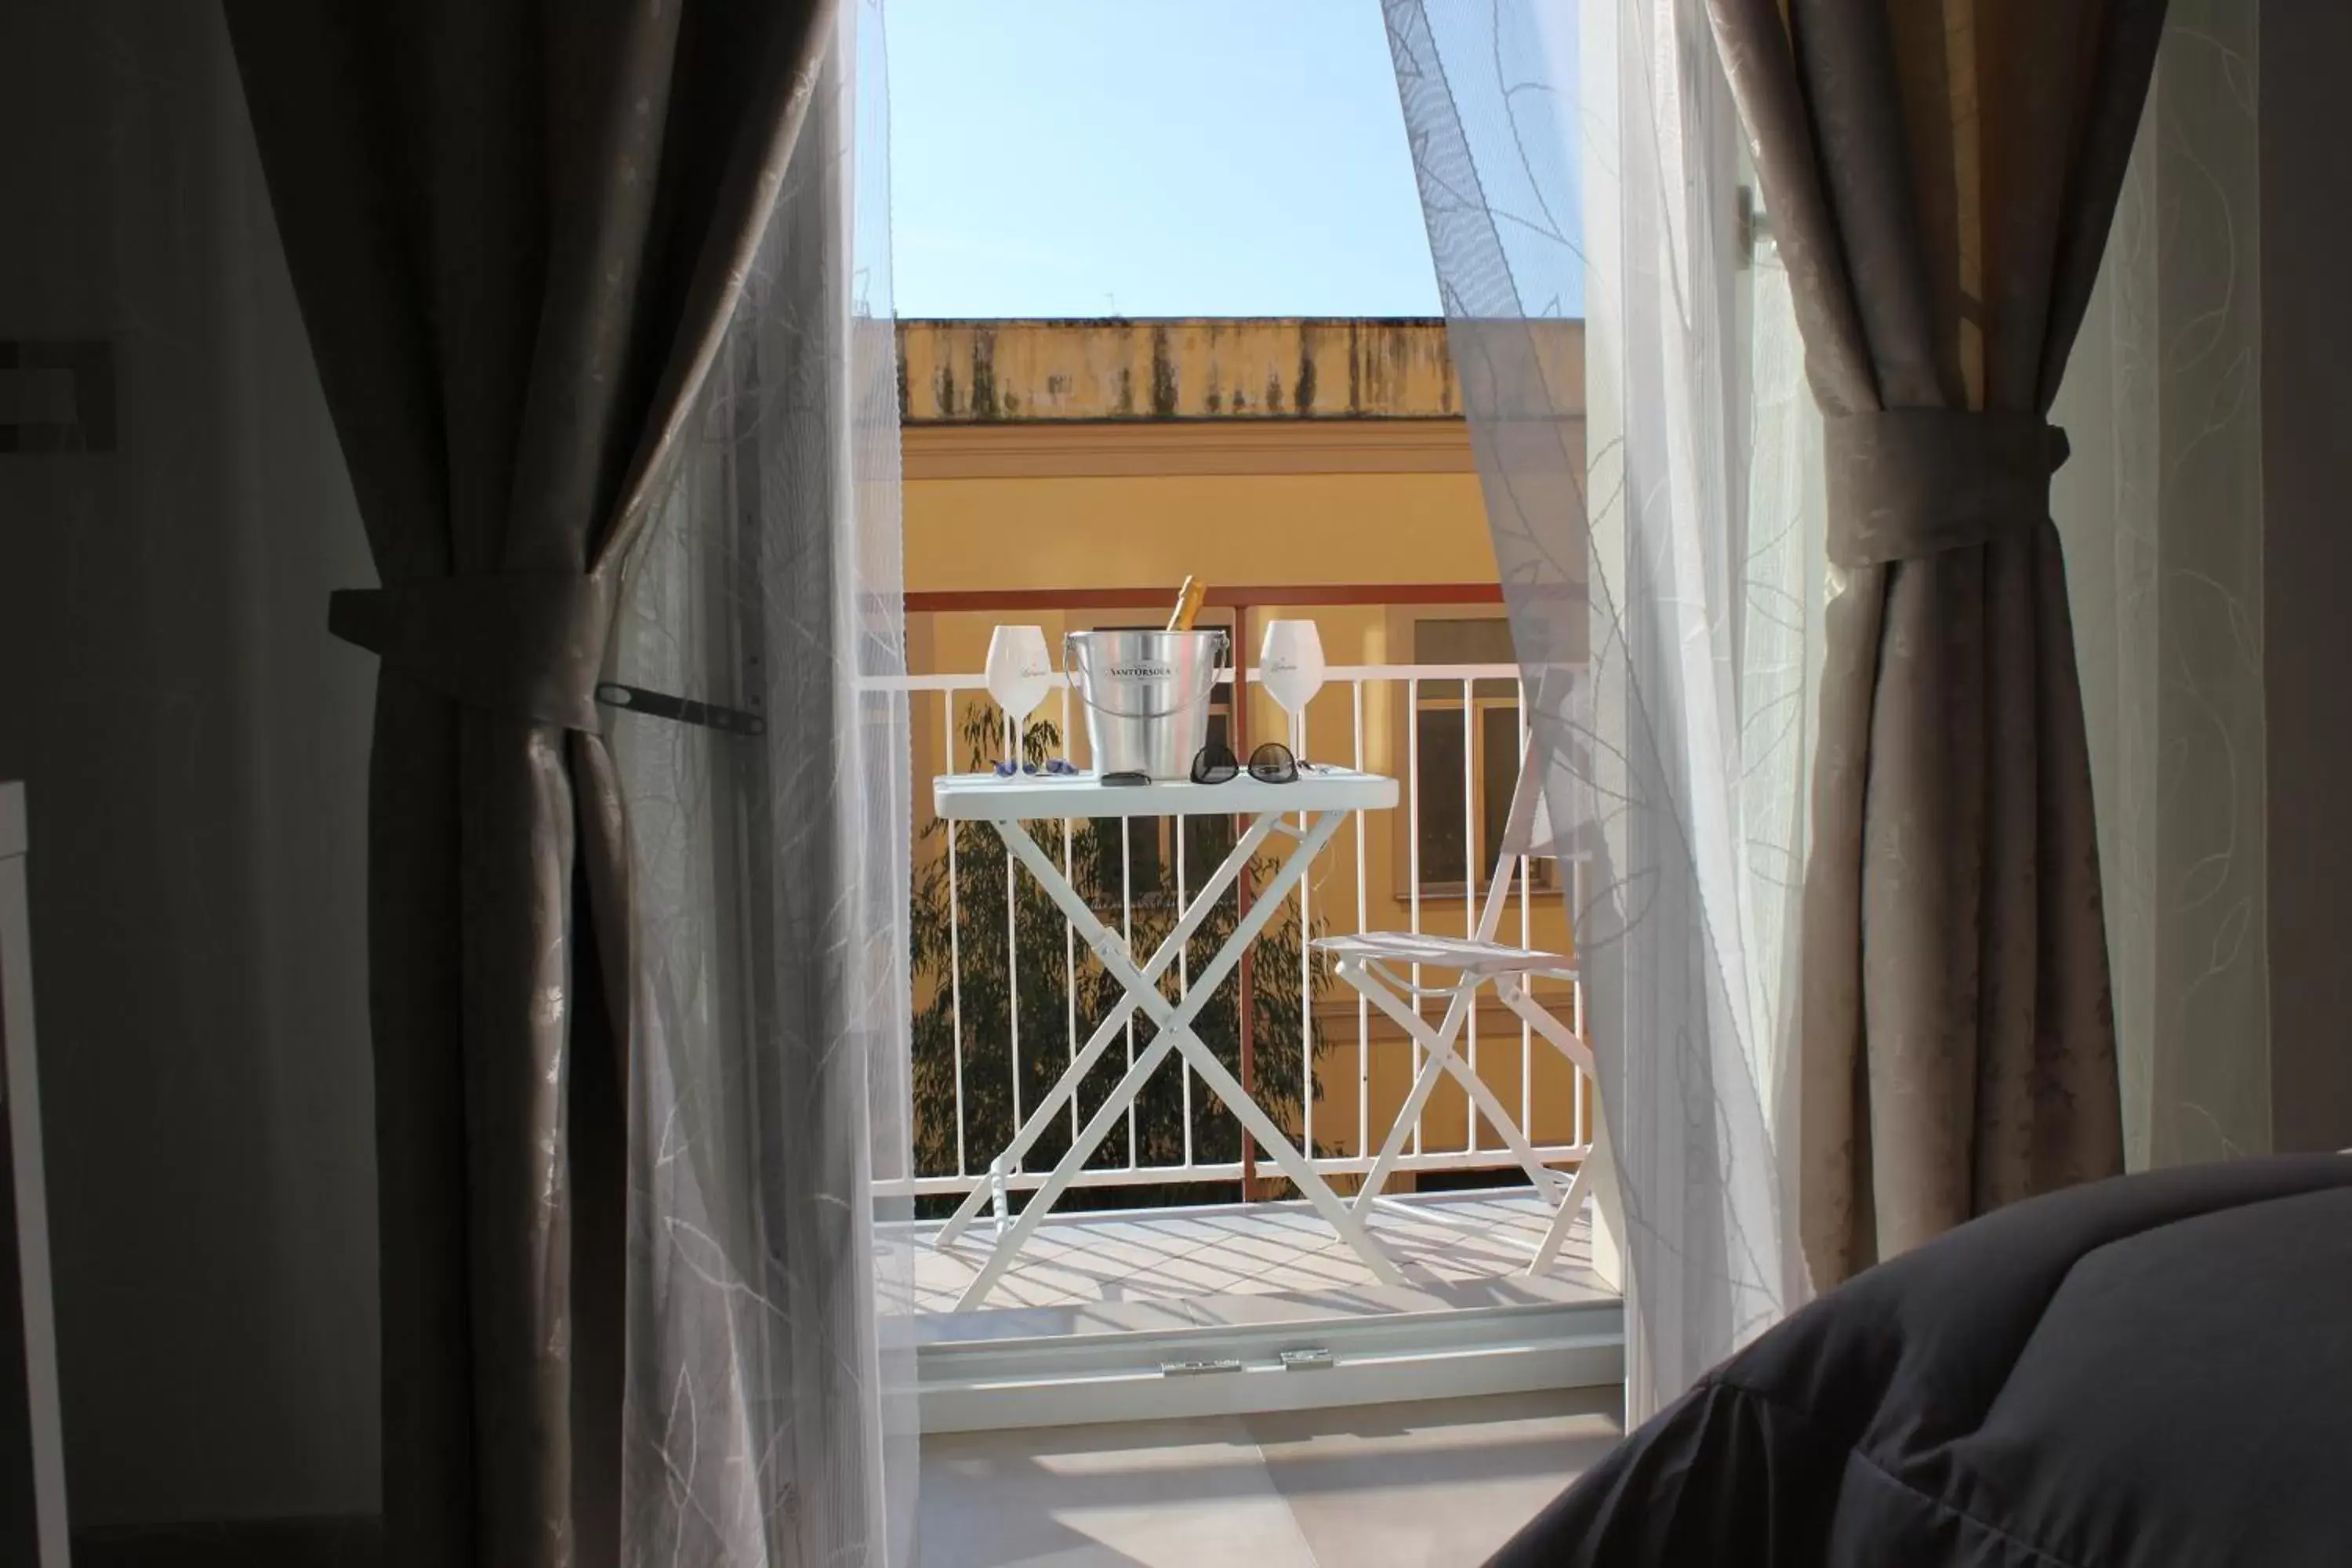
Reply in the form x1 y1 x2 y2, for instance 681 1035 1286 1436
886 1190 1614 1343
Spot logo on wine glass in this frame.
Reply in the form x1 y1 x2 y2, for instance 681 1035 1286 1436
1259 619 1327 751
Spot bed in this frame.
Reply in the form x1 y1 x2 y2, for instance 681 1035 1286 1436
1492 1153 2352 1566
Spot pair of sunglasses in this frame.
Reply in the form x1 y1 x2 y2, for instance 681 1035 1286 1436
993 757 1080 777
1190 740 1299 785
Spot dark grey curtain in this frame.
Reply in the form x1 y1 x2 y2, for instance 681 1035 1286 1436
1705 1 2164 1285
221 3 833 1562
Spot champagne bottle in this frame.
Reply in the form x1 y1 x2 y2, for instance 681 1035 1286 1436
1166 575 1207 632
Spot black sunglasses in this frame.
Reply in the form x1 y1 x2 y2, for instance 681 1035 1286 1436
1189 740 1299 785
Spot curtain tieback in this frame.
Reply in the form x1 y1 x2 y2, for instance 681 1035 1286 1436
1824 408 2071 568
327 573 615 732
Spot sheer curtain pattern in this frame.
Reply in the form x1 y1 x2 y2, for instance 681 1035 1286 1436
608 1 915 1561
1385 0 1816 1420
1391 0 2256 1428
2053 2 2266 1173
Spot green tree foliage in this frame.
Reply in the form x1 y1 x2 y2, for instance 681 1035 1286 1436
910 707 1329 1215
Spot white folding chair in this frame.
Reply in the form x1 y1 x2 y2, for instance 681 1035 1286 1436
1312 739 1602 1276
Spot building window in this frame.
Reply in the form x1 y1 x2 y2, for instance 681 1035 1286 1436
1408 616 1544 895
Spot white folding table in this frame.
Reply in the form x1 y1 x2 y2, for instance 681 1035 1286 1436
931 767 1400 1309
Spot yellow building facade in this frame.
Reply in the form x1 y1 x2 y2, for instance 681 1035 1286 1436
900 318 1589 1179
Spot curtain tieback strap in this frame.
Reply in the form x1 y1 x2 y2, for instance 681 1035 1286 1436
1824 408 2071 568
328 573 614 732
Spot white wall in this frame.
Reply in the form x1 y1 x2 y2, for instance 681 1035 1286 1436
0 0 378 1526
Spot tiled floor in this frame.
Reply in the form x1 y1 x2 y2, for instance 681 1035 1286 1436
889 1190 1614 1343
914 1388 1624 1567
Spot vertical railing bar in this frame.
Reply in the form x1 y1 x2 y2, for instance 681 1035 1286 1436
1235 666 1257 1200
1177 801 1192 1169
1463 678 1477 1155
1573 857 1588 1147
1062 683 1078 1149
1122 800 1138 1169
945 688 967 1179
1352 679 1369 1170
1406 676 1423 1160
1518 684 1534 1140
1298 702 1312 1160
1004 715 1022 1172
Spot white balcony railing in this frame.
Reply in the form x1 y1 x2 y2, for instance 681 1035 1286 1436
875 660 1593 1206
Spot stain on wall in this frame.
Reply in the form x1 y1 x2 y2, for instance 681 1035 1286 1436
896 317 1585 425
1148 325 1178 417
967 328 999 419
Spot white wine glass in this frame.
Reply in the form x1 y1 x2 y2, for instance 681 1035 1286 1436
1258 619 1327 760
984 624 1054 771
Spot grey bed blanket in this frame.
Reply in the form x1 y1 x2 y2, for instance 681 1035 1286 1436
1492 1154 2352 1566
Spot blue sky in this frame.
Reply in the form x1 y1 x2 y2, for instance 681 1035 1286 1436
884 0 1443 318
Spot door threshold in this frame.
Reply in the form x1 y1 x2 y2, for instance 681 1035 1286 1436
916 1295 1624 1432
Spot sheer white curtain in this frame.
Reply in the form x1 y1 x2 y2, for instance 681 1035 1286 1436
2053 0 2267 1174
607 0 916 1561
1395 0 2265 1428
1386 0 1817 1421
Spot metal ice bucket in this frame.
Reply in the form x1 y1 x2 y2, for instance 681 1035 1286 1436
1063 628 1229 779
